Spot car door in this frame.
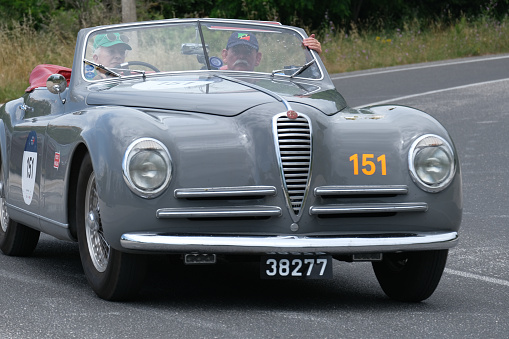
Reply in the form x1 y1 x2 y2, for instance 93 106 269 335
7 89 64 229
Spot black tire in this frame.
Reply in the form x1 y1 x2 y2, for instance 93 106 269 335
76 154 147 301
0 165 40 256
372 250 448 302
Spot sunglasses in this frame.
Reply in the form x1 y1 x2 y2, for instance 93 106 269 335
106 33 130 44
230 45 257 55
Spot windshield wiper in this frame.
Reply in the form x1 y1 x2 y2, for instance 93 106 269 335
290 59 316 78
84 59 121 78
271 59 316 78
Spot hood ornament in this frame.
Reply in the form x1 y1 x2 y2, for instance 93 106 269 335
287 110 299 119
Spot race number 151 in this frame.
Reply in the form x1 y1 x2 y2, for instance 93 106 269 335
349 154 387 175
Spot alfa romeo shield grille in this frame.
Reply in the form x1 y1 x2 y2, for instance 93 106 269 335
273 114 312 216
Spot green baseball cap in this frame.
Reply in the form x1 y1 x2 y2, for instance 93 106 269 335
93 33 132 50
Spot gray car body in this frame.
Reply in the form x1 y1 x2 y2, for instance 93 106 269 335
0 18 461 255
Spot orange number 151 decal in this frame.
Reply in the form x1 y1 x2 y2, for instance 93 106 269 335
349 154 387 175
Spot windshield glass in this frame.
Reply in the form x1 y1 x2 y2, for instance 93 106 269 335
83 20 322 81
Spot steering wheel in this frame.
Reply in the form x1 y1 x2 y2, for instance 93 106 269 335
124 61 160 73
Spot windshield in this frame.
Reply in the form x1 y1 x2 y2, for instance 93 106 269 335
82 20 322 81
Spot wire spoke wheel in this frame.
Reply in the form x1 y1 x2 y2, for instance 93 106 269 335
0 165 40 256
77 153 147 300
0 187 9 233
84 174 110 272
0 166 10 233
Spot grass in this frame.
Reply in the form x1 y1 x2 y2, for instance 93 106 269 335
0 20 75 102
320 15 509 73
1 14 509 103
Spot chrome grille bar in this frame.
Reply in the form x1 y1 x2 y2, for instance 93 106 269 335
309 202 428 215
174 186 277 199
156 206 282 218
315 185 409 196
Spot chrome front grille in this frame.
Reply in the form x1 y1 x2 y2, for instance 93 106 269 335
273 114 312 216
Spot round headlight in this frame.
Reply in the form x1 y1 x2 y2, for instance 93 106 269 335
408 134 456 193
123 138 172 198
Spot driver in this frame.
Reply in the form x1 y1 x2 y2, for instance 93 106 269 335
91 33 132 78
221 31 322 71
221 32 262 71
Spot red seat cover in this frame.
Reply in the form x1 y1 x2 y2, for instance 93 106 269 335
26 64 72 92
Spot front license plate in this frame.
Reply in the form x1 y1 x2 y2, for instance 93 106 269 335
260 255 333 279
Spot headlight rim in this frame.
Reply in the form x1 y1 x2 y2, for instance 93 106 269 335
122 137 172 199
408 134 456 193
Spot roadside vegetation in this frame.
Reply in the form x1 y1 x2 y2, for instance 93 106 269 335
0 20 76 102
321 14 509 73
1 1 508 102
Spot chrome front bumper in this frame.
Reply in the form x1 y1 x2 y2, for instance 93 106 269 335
120 231 458 254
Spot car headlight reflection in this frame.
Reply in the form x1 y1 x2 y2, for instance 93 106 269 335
408 135 456 193
123 138 172 198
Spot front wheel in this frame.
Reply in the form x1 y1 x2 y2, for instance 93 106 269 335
76 154 147 300
0 165 40 256
372 250 448 302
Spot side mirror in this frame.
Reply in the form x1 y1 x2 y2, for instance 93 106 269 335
46 74 67 104
47 74 67 94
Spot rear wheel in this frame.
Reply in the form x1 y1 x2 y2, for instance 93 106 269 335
76 154 146 300
0 165 40 256
372 250 448 302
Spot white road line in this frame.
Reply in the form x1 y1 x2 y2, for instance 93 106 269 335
331 54 509 80
354 77 509 108
445 268 509 287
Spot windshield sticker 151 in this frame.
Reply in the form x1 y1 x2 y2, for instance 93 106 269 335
22 131 37 205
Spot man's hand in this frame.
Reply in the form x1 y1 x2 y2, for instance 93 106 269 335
302 34 322 55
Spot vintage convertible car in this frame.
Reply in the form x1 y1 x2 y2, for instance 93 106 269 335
0 18 461 301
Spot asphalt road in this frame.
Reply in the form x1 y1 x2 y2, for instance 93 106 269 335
2 54 509 338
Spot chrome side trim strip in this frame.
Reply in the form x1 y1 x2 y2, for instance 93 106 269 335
174 186 277 198
314 185 408 196
156 206 282 218
120 231 459 253
39 214 69 229
309 202 428 215
7 203 69 229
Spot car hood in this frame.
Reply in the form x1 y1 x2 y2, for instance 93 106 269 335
85 75 345 116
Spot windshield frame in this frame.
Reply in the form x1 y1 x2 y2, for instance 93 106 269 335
80 18 324 83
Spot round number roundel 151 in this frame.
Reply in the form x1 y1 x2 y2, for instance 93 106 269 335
22 131 38 205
